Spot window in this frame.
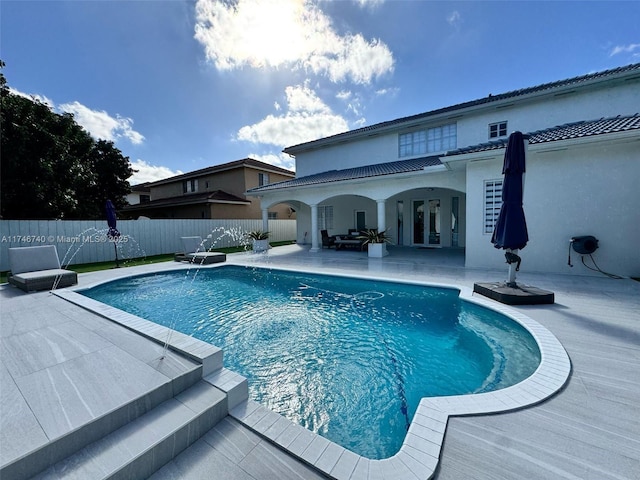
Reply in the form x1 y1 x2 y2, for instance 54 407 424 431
268 212 278 219
399 123 456 157
399 130 426 157
318 205 334 230
484 180 503 233
427 124 457 152
183 179 198 193
489 121 508 139
258 173 270 186
139 194 150 203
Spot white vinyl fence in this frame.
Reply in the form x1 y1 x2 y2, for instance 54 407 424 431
0 219 296 272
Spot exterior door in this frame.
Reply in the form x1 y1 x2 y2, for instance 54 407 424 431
451 196 459 247
412 200 424 245
428 199 441 245
397 201 404 244
355 210 366 231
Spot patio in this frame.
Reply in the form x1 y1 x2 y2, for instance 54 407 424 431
1 244 638 479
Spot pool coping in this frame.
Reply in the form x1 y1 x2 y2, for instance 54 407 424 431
54 261 571 480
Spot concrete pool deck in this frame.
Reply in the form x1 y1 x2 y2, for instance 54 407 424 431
1 245 638 479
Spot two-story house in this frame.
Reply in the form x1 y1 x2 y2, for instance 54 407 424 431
124 158 295 220
247 63 640 277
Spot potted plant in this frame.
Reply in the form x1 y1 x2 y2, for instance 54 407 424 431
358 229 391 257
247 230 270 252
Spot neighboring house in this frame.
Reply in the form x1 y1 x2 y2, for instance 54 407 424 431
123 158 295 220
125 182 151 206
247 63 640 277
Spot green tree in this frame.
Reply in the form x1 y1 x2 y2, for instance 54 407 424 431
1 61 133 219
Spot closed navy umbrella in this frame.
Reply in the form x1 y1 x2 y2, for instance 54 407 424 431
106 200 121 267
491 131 528 286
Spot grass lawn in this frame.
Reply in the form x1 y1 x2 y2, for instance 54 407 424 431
0 241 296 284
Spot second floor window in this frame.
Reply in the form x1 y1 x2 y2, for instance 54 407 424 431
427 124 457 152
489 121 508 139
399 123 456 157
399 130 426 157
259 173 270 186
183 179 198 193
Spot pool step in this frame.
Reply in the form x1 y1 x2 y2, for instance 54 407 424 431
204 367 248 410
1 361 205 480
31 380 227 480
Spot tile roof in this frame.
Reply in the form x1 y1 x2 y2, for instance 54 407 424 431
145 158 294 187
284 63 640 153
248 156 442 193
446 115 640 156
123 190 249 210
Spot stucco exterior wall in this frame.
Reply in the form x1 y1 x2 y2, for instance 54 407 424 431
465 139 640 277
150 169 247 200
295 135 398 177
244 167 294 191
456 82 640 149
295 81 640 178
150 181 183 200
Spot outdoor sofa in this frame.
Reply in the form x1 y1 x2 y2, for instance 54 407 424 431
334 229 367 251
7 245 78 292
174 236 226 264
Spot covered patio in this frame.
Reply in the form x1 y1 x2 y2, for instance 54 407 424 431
248 157 466 253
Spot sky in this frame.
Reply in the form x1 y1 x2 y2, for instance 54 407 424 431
2 0 639 185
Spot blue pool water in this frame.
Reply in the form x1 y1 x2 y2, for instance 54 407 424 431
81 266 541 459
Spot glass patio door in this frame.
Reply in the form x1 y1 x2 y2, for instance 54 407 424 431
451 196 459 247
428 199 441 245
412 200 424 245
355 211 366 231
397 201 404 245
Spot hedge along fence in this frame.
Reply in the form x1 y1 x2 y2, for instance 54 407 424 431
0 219 296 272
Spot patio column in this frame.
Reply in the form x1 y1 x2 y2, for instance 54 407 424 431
377 199 386 233
261 208 269 233
310 204 319 252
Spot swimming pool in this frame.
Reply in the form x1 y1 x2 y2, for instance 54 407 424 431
81 265 541 459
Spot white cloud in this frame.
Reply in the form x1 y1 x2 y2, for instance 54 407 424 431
128 159 183 184
8 87 145 146
336 90 352 101
9 88 55 109
355 0 384 9
59 101 145 145
447 10 462 29
336 88 362 117
609 42 640 57
249 153 296 172
285 83 330 113
237 84 349 147
375 86 399 97
193 0 394 84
